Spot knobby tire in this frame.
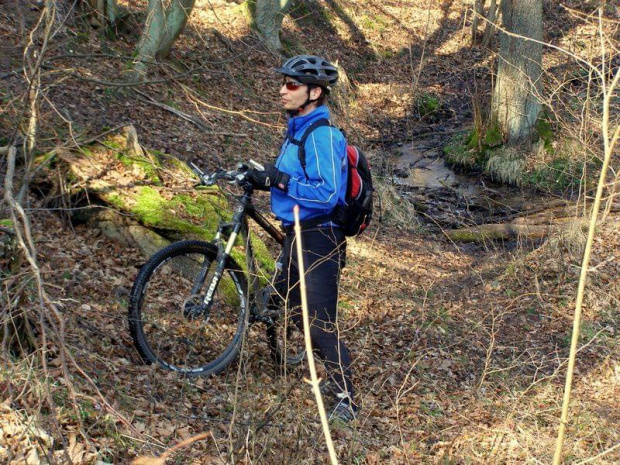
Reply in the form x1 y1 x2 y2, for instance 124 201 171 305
128 240 248 376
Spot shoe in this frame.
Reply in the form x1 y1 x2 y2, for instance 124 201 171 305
329 399 358 423
319 379 337 397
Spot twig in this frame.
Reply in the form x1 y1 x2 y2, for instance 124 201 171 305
76 125 130 146
553 9 620 465
0 226 16 235
67 65 224 87
134 89 247 137
367 127 472 144
293 206 339 465
180 83 283 129
576 442 620 464
134 89 208 131
130 432 213 465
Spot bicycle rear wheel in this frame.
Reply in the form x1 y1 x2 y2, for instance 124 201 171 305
129 240 248 376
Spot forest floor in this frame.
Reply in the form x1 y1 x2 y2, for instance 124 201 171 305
1 0 619 464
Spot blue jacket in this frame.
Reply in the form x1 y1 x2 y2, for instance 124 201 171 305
271 106 347 226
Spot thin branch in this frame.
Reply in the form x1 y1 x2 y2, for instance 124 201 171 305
576 442 620 464
66 66 224 87
180 84 283 129
553 9 619 465
134 89 209 131
473 9 604 81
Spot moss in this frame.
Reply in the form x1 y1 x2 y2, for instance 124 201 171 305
106 193 124 210
535 117 554 152
289 0 334 26
360 14 390 33
447 228 505 242
445 123 507 176
444 132 486 170
523 156 587 193
239 0 256 27
0 219 14 228
416 93 441 118
164 154 195 177
103 140 123 150
168 193 223 234
79 147 94 157
465 129 480 150
444 141 476 169
76 131 275 276
128 187 224 241
132 186 167 226
484 122 503 148
249 234 275 275
115 151 163 185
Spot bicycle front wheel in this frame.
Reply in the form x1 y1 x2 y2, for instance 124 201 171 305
129 240 248 376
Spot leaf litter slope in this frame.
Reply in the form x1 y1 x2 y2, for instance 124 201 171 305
2 0 619 463
15 206 619 463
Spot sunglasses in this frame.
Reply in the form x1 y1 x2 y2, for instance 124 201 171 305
282 80 306 91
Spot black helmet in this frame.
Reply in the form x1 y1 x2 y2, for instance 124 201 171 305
275 55 339 91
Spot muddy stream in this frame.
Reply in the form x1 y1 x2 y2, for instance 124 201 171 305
388 137 546 230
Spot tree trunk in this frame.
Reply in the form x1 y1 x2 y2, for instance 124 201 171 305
471 0 484 44
254 0 293 52
128 0 196 82
87 0 120 28
491 0 542 146
481 0 501 47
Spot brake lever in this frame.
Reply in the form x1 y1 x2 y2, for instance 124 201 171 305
248 159 265 171
189 161 204 177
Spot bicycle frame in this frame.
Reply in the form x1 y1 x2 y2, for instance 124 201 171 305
128 164 306 375
201 185 284 319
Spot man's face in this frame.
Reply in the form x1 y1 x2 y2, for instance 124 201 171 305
279 78 308 112
279 77 321 113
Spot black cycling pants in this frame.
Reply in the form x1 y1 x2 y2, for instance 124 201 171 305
276 227 354 399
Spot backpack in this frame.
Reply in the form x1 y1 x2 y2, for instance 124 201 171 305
287 119 374 236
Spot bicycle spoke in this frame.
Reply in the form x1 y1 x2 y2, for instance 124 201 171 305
129 241 248 375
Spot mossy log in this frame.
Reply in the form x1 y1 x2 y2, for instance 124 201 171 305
72 208 171 259
446 223 560 242
54 126 274 271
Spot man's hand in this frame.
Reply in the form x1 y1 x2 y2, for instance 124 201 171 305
246 164 290 191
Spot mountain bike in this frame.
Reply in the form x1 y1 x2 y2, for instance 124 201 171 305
128 162 305 376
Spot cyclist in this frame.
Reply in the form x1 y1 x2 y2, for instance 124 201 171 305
245 55 358 422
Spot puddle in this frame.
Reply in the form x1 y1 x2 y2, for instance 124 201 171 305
389 141 545 228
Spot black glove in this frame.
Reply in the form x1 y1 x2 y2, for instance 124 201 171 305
246 164 290 191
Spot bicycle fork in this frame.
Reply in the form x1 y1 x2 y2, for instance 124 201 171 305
199 196 251 313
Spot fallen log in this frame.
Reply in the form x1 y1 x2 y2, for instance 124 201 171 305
446 222 561 242
45 125 274 269
73 207 170 258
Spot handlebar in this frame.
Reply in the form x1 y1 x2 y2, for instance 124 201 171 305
189 161 250 187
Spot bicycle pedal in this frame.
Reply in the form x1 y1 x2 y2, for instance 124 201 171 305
260 308 283 319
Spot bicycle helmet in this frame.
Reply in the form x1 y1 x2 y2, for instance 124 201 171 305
275 55 339 91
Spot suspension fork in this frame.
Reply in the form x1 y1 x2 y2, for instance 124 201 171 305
201 193 252 308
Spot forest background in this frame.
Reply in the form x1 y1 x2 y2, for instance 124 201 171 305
0 0 619 463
